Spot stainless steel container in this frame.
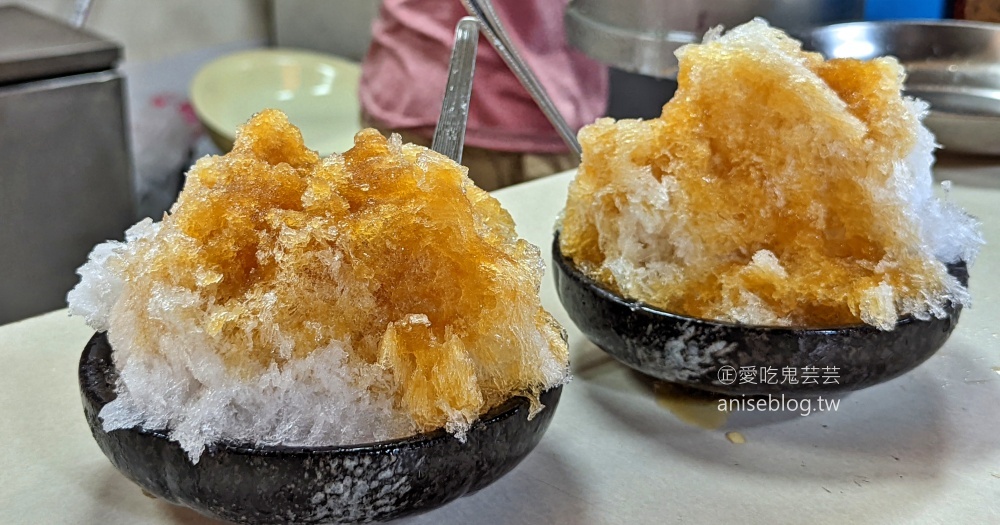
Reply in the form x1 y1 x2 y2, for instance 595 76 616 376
566 0 864 78
0 5 134 324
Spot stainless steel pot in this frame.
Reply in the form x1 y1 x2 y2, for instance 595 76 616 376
565 0 864 78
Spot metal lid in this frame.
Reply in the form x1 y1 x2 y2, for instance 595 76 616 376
0 5 120 86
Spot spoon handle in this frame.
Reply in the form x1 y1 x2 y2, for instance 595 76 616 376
432 17 480 163
461 0 583 159
71 0 93 27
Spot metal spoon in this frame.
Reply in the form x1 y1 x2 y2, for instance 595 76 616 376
432 17 480 163
71 0 93 28
461 0 583 158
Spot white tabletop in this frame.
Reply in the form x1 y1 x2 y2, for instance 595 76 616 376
2 159 999 524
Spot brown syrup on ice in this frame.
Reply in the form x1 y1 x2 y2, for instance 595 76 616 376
116 109 568 434
560 20 960 330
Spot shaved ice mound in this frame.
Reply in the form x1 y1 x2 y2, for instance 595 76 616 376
69 109 569 462
559 19 983 330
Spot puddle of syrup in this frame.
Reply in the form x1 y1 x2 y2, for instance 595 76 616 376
726 431 746 444
653 381 730 430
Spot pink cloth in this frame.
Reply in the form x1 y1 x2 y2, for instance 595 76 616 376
359 0 608 154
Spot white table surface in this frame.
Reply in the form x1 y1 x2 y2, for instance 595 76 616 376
2 159 999 524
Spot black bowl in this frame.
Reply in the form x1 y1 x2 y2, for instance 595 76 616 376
79 332 562 524
552 233 967 396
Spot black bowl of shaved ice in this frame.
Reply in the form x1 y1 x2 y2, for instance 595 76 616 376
552 233 967 396
80 332 562 525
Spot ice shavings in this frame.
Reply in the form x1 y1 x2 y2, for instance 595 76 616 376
560 19 983 330
69 109 569 462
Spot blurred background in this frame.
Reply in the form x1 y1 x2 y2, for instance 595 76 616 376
1 0 381 325
1 0 996 324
